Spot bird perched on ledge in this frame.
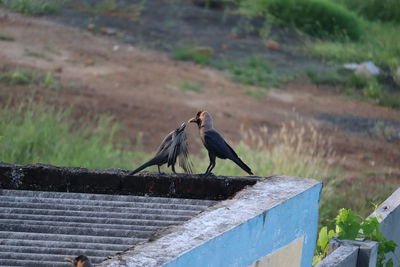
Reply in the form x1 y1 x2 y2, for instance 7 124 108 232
65 255 92 267
129 123 193 175
189 111 253 175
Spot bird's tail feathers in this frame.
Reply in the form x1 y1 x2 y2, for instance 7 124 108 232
233 157 253 175
129 158 158 175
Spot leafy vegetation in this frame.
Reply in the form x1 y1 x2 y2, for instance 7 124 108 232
0 0 62 16
242 87 266 98
0 33 15 41
306 68 400 109
172 46 213 65
0 71 30 85
178 81 204 93
308 22 400 70
314 208 398 266
78 0 143 21
334 0 400 23
216 57 289 88
0 100 147 169
238 0 362 40
0 69 59 89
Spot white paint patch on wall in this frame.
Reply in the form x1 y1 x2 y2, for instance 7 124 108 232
249 237 304 267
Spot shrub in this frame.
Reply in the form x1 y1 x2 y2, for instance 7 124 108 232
216 57 285 88
241 0 362 40
0 0 61 16
334 0 400 23
172 46 213 65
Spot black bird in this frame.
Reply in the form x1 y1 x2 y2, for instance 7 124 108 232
189 111 253 175
65 255 92 267
129 123 192 175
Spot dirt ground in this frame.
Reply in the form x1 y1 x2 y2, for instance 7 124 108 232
0 10 399 195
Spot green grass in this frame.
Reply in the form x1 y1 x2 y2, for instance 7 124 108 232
172 46 213 65
0 69 59 89
0 0 62 16
79 0 143 20
0 100 147 169
178 81 204 92
333 0 400 23
308 22 400 70
0 71 31 85
239 0 362 40
0 33 15 41
305 68 347 86
24 49 52 61
306 68 400 109
242 87 266 98
216 57 288 88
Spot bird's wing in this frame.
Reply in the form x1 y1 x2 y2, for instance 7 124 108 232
203 130 238 159
177 131 193 174
168 131 193 173
155 131 174 154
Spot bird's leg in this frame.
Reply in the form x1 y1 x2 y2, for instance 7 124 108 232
171 164 177 174
205 162 213 174
204 153 216 175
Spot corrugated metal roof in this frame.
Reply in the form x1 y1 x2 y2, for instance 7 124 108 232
0 189 216 266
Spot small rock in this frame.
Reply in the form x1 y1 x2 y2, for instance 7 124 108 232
87 24 96 32
343 61 380 77
112 45 120 52
266 40 280 50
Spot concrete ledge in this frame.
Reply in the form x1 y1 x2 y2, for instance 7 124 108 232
316 245 359 267
370 188 400 266
101 175 322 267
0 163 260 200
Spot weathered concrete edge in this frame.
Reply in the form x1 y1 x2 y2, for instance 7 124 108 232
100 175 322 267
369 187 400 267
316 245 359 267
0 162 260 200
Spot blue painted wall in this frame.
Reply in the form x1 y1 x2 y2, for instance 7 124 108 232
164 183 322 267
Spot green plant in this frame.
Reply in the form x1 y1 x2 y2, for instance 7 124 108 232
216 57 285 88
42 71 59 90
334 0 400 23
0 33 15 41
239 0 362 40
0 69 60 89
178 81 204 92
308 22 400 70
172 46 213 65
379 93 400 109
79 0 143 20
0 71 30 85
314 208 398 266
0 100 147 169
305 69 347 86
0 0 61 16
362 79 382 99
242 87 266 98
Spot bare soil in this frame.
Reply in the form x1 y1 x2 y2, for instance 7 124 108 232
0 9 399 196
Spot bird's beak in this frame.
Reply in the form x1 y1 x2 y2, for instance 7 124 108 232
188 117 197 123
